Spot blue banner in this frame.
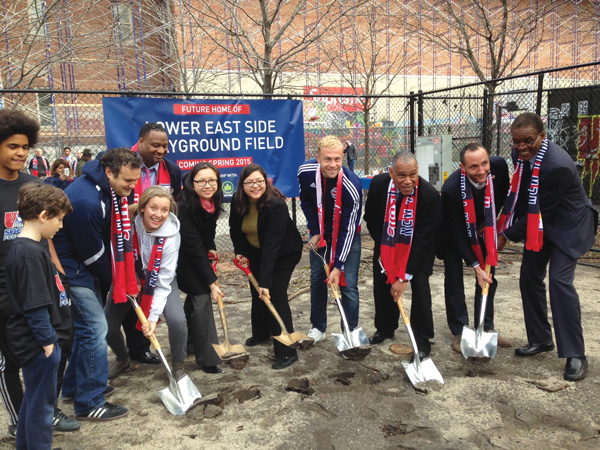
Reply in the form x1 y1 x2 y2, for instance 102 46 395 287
102 97 305 198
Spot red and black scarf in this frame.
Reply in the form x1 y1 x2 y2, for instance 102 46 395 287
110 188 138 303
498 138 548 251
131 144 172 204
461 170 498 267
380 178 418 284
315 168 347 286
132 226 166 330
31 156 49 177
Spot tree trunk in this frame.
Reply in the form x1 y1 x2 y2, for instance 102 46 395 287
363 107 370 175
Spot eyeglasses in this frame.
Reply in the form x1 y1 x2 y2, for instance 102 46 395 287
193 179 218 187
511 133 541 148
243 179 265 187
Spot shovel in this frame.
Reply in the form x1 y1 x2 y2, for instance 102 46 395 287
378 259 443 387
310 244 370 357
207 253 249 362
460 264 498 359
127 295 202 416
233 257 311 348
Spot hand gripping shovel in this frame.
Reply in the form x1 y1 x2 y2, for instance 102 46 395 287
460 264 498 358
233 257 310 348
310 244 370 359
207 253 249 363
378 259 443 387
127 295 202 416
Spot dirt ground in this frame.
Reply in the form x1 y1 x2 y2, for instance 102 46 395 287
1 236 600 450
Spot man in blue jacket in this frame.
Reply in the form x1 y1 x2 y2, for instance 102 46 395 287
298 135 363 344
53 148 141 420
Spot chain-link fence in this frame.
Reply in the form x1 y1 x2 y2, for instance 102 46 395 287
2 61 599 249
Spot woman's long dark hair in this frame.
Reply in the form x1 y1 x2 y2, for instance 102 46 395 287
178 162 224 218
232 163 284 216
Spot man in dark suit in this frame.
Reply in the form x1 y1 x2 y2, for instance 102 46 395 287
441 144 511 353
364 151 439 357
498 112 598 381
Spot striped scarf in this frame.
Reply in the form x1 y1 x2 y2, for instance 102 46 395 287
498 139 548 251
110 188 138 303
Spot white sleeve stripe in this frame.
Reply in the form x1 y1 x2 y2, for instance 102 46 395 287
83 242 105 266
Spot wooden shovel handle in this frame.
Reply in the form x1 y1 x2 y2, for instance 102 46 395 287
396 296 411 327
246 272 290 334
132 305 161 351
482 264 492 296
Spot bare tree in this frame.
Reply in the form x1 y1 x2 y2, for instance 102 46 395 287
180 0 346 95
406 0 559 148
322 0 415 174
0 0 119 92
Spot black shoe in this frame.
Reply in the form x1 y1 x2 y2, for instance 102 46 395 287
201 365 222 374
245 336 269 347
410 351 430 363
8 424 16 439
369 330 394 345
272 354 299 370
130 350 160 364
76 402 128 421
515 341 555 357
564 356 588 381
53 408 81 432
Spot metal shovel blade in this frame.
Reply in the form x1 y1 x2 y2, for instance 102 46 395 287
158 374 203 416
401 356 444 386
460 326 498 359
273 331 312 349
332 326 369 352
212 342 248 361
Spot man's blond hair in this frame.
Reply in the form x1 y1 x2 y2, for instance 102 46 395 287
317 135 343 154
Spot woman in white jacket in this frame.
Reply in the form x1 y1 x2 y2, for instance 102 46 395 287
105 186 187 380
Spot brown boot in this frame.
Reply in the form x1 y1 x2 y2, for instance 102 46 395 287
172 361 186 381
452 335 462 354
487 331 512 348
108 356 131 379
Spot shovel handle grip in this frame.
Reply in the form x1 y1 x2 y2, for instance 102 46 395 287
127 295 161 351
233 257 252 275
208 252 218 274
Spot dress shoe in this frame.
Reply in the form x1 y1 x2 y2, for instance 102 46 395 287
515 341 555 357
272 354 299 370
410 351 430 363
564 356 588 381
201 365 222 374
245 336 269 347
131 350 161 364
369 330 394 345
452 335 462 354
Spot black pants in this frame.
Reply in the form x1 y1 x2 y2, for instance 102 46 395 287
247 248 297 360
443 250 496 336
520 242 584 358
372 255 434 354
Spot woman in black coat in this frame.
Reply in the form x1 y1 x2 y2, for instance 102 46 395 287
229 164 303 370
176 162 223 373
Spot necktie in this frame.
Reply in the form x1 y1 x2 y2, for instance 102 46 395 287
142 167 152 192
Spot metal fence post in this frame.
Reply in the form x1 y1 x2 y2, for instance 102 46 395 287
417 89 424 137
481 89 489 148
409 92 415 153
536 73 544 116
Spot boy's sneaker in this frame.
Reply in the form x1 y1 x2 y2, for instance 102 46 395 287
8 424 16 439
62 385 114 403
53 408 81 432
76 402 128 421
307 328 326 344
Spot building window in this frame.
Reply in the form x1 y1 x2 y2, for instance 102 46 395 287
37 93 54 127
112 3 133 40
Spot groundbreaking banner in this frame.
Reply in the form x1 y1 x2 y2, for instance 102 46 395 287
102 97 305 198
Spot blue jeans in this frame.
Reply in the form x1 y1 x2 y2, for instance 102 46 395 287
17 345 60 450
62 285 109 415
348 159 356 172
310 234 361 332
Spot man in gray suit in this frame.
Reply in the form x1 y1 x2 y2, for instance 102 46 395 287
498 112 598 381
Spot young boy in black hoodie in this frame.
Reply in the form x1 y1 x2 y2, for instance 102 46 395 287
5 183 73 449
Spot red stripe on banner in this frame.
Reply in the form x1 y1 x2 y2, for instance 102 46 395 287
173 104 251 115
177 157 253 170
